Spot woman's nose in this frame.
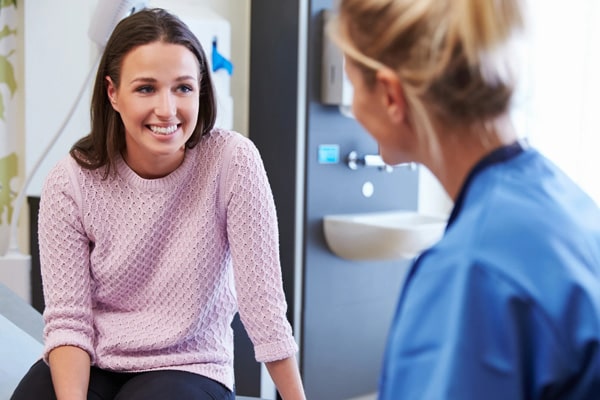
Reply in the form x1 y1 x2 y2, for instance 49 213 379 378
154 92 176 117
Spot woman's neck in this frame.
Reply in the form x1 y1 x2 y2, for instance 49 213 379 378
122 148 186 179
423 116 519 201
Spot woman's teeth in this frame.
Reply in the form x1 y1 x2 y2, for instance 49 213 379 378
150 125 178 135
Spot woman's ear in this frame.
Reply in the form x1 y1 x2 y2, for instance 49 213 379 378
106 76 119 111
376 68 406 125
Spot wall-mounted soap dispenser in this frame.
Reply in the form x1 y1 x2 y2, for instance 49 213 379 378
320 10 353 117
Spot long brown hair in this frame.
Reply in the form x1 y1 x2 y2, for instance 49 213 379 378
71 8 217 177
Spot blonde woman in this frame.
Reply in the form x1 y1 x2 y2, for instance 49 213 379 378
330 0 600 399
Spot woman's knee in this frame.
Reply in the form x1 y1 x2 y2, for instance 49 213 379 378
10 359 56 400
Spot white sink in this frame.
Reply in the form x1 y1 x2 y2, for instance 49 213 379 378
323 210 447 261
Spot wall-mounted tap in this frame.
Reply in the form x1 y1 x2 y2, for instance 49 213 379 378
346 151 417 172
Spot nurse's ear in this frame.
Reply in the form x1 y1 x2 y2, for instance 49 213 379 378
106 76 119 112
375 67 406 126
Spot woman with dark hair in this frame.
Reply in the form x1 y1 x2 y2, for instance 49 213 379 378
12 8 305 400
330 0 600 398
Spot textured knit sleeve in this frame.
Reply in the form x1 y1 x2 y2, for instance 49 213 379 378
38 158 95 363
223 137 298 362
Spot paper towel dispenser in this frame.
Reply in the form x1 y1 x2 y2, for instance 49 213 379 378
320 10 353 109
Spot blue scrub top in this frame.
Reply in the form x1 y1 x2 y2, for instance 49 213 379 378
379 143 600 399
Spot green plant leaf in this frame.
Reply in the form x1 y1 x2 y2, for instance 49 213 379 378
0 52 17 95
0 0 17 9
0 152 18 225
0 90 4 120
0 25 17 40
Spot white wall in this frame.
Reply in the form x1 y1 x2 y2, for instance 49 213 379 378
524 0 600 203
23 0 95 197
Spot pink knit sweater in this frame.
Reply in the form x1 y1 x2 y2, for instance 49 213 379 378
38 129 297 390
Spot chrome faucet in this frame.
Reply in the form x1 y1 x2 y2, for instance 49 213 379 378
346 151 417 172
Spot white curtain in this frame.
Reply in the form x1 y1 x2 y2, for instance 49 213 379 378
0 2 19 255
520 0 600 204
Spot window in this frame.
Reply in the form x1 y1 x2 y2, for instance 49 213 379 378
518 0 600 203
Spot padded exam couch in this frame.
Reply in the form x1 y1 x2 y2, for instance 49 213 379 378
0 282 44 398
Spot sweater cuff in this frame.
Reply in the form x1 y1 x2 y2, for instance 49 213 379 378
254 336 298 363
43 329 95 365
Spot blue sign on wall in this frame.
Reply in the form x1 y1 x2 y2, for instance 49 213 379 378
317 144 340 164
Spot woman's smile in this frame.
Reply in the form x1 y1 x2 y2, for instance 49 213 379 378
148 124 180 136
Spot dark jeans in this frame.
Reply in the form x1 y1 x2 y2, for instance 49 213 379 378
11 359 235 400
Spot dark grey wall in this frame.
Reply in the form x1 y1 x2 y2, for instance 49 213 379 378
250 2 420 399
249 0 301 327
247 1 303 397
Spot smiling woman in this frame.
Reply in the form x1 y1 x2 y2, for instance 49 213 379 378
10 8 306 400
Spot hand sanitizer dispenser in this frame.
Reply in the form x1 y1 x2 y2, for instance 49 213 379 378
320 10 353 112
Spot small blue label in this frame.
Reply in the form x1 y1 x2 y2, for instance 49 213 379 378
318 144 340 164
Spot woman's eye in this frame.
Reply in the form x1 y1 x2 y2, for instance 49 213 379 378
136 85 154 94
178 85 194 94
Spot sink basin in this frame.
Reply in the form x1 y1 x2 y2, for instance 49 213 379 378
323 210 447 261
